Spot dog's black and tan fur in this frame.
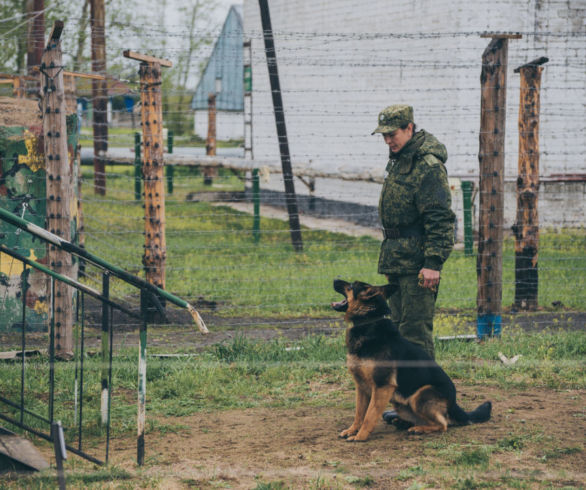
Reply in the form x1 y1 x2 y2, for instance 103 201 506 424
332 279 491 442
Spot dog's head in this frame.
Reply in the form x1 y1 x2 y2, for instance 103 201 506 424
332 279 395 321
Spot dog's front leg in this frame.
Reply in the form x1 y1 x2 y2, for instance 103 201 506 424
348 385 395 442
340 384 369 439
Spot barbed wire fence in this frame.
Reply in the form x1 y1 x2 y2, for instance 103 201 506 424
1 11 585 335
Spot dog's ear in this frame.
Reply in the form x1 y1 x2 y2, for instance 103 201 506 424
359 285 385 301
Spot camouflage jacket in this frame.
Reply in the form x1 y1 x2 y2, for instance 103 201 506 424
378 130 455 275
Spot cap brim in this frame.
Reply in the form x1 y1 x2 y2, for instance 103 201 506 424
371 124 400 135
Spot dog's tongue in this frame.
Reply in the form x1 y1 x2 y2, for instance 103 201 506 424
331 299 348 309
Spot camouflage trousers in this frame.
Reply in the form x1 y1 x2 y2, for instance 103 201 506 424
386 273 437 359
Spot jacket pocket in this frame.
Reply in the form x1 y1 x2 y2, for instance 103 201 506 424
378 236 424 273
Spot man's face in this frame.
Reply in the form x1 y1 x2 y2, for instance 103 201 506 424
383 124 413 153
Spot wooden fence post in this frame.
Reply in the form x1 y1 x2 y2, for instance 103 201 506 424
42 21 74 359
476 33 521 339
123 51 172 294
90 0 108 196
512 57 548 311
204 92 217 185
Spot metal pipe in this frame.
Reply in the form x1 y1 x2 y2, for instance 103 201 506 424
0 412 104 466
20 266 26 425
252 168 260 243
0 207 208 333
49 277 55 424
78 293 85 452
0 395 52 425
0 244 140 319
137 289 148 466
106 303 114 463
461 180 474 256
100 273 110 427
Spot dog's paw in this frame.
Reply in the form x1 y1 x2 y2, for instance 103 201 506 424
407 425 433 435
407 425 443 435
339 428 357 439
347 429 371 442
346 435 365 442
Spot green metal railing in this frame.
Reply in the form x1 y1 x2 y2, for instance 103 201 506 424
0 207 207 467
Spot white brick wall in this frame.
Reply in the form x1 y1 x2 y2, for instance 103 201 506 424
243 0 585 181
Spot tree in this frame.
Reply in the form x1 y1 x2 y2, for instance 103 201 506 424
0 0 28 72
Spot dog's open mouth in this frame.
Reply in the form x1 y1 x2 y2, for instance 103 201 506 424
331 298 348 311
332 279 350 311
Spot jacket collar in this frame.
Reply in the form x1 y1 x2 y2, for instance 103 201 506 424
388 131 424 174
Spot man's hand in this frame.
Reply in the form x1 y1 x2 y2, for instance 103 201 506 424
418 268 440 291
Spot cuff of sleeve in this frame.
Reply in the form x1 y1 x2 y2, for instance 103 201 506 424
423 256 443 271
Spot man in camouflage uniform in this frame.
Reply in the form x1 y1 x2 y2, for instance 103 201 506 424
373 105 455 360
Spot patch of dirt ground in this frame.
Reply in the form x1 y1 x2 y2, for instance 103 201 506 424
101 385 583 489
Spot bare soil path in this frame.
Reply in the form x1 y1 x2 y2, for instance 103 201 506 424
104 385 585 489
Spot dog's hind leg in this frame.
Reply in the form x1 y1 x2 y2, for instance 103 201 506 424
407 385 449 435
407 414 448 435
348 385 395 442
340 385 369 439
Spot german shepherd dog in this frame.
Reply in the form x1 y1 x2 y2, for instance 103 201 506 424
332 279 491 442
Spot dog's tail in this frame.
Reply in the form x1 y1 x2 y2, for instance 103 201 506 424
449 401 492 425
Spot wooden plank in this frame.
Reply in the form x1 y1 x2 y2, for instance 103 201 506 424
480 32 522 39
514 56 549 73
63 70 106 80
123 50 172 67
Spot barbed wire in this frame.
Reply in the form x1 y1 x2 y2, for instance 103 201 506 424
1 16 584 327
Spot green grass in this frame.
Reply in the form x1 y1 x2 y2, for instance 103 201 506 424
0 328 583 488
1 329 583 440
78 168 586 315
78 126 243 149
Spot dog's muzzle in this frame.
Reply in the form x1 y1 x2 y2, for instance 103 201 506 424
331 299 348 312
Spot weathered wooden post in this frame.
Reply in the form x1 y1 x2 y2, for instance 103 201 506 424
26 0 45 75
90 0 108 195
13 76 25 98
41 21 74 359
123 51 172 293
63 73 76 115
258 0 303 251
512 57 548 311
123 51 170 467
204 93 217 185
476 33 521 339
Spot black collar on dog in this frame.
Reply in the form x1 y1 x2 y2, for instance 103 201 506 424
349 314 389 328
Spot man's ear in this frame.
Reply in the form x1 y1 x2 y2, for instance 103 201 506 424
381 284 398 299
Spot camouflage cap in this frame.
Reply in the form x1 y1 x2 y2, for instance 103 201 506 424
372 104 414 135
